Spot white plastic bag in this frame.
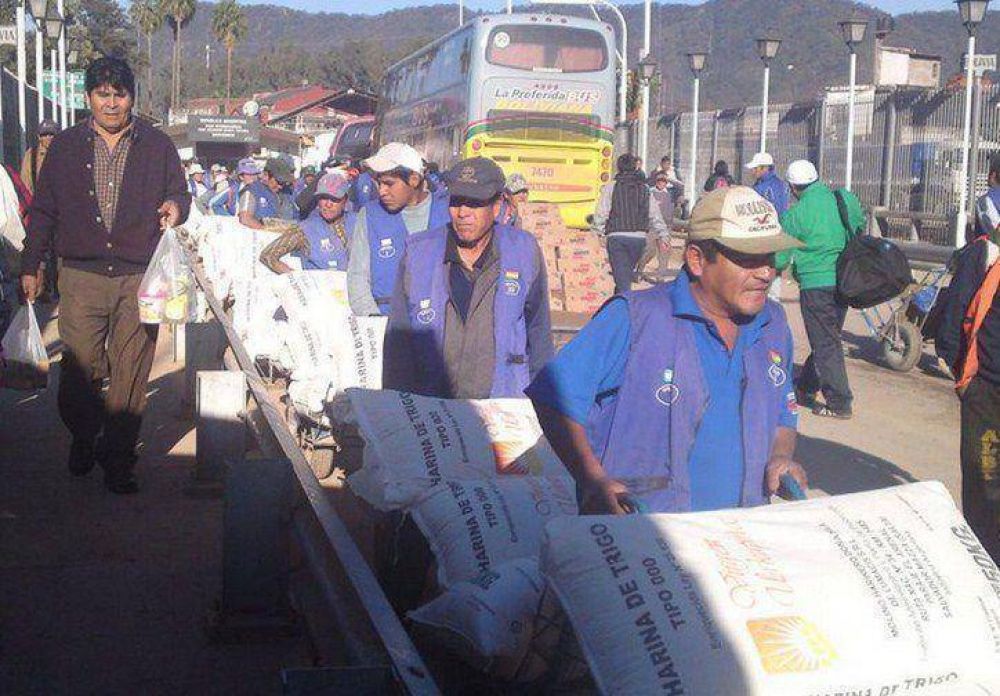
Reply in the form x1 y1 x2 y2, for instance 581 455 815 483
138 228 197 324
1 302 49 390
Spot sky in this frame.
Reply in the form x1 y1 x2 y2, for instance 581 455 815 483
245 0 959 16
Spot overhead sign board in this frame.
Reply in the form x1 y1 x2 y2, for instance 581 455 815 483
42 71 85 110
187 116 259 143
0 25 17 46
963 53 997 76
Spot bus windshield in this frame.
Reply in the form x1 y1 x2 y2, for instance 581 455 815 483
334 122 374 159
486 110 604 143
486 25 608 73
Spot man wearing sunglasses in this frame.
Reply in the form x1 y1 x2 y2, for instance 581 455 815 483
382 157 553 399
527 186 809 514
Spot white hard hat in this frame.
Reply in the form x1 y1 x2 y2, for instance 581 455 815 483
745 152 774 169
188 163 205 175
786 160 819 186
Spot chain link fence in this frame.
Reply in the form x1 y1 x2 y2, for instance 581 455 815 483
631 82 1000 248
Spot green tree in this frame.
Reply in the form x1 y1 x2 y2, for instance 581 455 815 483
128 0 162 113
211 0 246 114
162 0 194 112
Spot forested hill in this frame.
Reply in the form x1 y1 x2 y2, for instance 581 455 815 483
136 0 1000 114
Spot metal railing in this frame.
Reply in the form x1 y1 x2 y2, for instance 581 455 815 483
620 82 1000 248
188 258 442 694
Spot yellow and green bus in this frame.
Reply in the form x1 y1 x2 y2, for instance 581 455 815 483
378 13 617 228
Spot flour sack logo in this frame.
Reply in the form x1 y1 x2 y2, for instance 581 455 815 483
654 368 681 406
767 349 787 387
417 298 436 324
378 238 395 259
503 270 521 296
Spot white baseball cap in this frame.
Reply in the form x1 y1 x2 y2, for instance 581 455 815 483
745 152 774 169
787 159 819 186
688 186 804 255
364 142 425 175
189 163 205 175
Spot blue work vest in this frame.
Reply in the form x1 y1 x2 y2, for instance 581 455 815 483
245 180 279 219
211 181 239 216
586 282 791 512
366 195 451 315
975 187 1000 238
298 209 356 271
353 172 376 209
402 224 538 398
753 170 791 216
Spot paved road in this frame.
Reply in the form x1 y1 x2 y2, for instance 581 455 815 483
0 306 311 695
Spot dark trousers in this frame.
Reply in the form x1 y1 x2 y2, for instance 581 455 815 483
57 267 159 473
797 287 853 412
960 376 1000 562
607 235 645 295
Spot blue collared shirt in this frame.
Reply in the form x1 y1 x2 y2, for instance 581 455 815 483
526 271 797 511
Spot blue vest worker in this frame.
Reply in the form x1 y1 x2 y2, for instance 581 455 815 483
237 156 298 228
526 186 806 514
383 156 554 399
345 142 451 316
746 153 791 216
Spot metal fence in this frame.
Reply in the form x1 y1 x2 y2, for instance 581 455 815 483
1 67 59 170
630 82 1000 247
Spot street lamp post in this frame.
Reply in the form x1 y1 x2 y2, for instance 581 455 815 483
17 1 28 154
57 0 67 128
955 0 990 247
42 3 62 123
30 0 44 124
839 18 868 192
756 34 781 153
637 54 658 171
68 46 77 125
532 0 628 124
687 51 707 205
640 0 651 160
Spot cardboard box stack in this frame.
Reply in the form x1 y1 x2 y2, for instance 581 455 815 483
518 203 614 315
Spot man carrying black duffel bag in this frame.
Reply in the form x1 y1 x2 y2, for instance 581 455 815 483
777 160 863 419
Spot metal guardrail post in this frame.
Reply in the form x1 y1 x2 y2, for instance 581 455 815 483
880 89 897 210
816 99 827 180
212 454 296 640
195 371 247 484
183 319 227 411
710 111 720 166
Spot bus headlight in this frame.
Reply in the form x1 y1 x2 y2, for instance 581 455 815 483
602 146 612 158
471 139 483 152
600 172 610 182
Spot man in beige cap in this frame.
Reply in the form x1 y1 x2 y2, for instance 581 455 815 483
527 186 807 514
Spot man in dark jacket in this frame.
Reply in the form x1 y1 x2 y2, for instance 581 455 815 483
593 154 668 294
20 57 189 494
383 157 553 399
937 157 1000 561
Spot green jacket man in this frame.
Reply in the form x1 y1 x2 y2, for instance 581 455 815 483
777 160 864 419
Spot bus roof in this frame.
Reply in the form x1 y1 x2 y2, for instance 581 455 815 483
383 12 615 76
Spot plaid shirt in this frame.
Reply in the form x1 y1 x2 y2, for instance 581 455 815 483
91 119 135 233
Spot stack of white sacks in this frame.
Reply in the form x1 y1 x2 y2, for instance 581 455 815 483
192 216 387 428
343 389 1000 692
187 218 1000 693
